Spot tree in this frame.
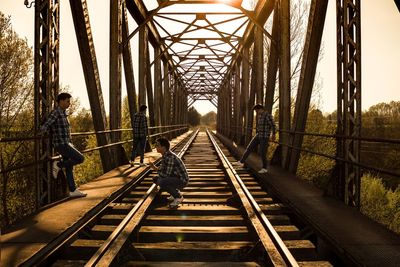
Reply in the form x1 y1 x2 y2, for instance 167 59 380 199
247 0 324 110
187 106 201 126
200 111 217 127
0 13 33 132
0 12 34 227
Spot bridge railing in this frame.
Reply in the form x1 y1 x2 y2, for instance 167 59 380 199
0 124 188 176
220 125 400 178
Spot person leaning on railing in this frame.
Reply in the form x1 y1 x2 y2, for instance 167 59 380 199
40 92 87 198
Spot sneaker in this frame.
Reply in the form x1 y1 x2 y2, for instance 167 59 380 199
139 163 146 167
169 196 184 208
237 161 244 167
258 168 268 174
52 160 61 179
69 189 87 198
167 190 181 202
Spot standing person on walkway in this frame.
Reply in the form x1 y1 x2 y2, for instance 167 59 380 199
149 137 189 209
239 104 276 174
40 92 86 197
130 104 148 167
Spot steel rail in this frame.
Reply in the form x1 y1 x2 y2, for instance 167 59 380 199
207 129 299 266
85 129 199 266
19 131 195 266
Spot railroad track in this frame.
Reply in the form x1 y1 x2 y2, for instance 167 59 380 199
23 129 332 266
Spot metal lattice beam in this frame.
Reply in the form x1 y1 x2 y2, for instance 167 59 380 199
34 0 60 206
336 0 361 207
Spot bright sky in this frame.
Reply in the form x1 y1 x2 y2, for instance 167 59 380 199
1 0 399 115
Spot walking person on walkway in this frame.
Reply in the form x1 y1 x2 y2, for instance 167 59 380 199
130 104 148 167
239 104 276 174
149 137 189 209
40 93 86 197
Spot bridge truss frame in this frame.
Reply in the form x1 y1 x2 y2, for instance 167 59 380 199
32 0 361 207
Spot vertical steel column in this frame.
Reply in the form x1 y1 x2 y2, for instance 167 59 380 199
154 46 162 127
336 0 361 207
253 26 264 105
34 0 60 206
69 0 113 172
264 3 280 115
121 2 137 127
288 0 328 173
146 48 155 128
172 76 178 125
234 63 241 144
228 76 233 138
110 0 126 167
241 46 250 145
163 62 171 126
138 26 147 105
279 0 291 168
245 41 257 145
183 90 188 125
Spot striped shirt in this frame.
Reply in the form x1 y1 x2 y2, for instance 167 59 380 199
40 106 71 146
158 150 189 184
133 112 148 138
256 111 276 138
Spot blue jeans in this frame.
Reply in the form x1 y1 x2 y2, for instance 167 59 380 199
131 137 146 163
55 143 84 192
240 134 269 169
153 176 185 198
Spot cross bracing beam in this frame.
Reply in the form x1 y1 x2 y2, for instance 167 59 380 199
126 0 274 105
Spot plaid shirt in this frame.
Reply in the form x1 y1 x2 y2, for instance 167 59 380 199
158 150 189 184
256 111 276 138
133 112 148 138
40 106 71 146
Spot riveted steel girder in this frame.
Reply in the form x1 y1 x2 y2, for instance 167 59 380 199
288 0 328 173
69 0 113 172
34 0 60 206
336 0 361 207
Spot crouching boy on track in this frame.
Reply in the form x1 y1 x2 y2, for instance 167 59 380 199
149 137 189 209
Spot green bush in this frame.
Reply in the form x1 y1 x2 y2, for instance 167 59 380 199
361 173 400 234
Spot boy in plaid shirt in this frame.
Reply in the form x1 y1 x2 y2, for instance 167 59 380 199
239 104 276 174
40 93 86 197
149 137 189 208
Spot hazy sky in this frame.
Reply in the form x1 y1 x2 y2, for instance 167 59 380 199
1 0 399 115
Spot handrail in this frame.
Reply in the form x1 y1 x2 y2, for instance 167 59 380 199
225 125 400 145
0 124 188 142
0 125 189 175
221 126 400 178
271 140 400 178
